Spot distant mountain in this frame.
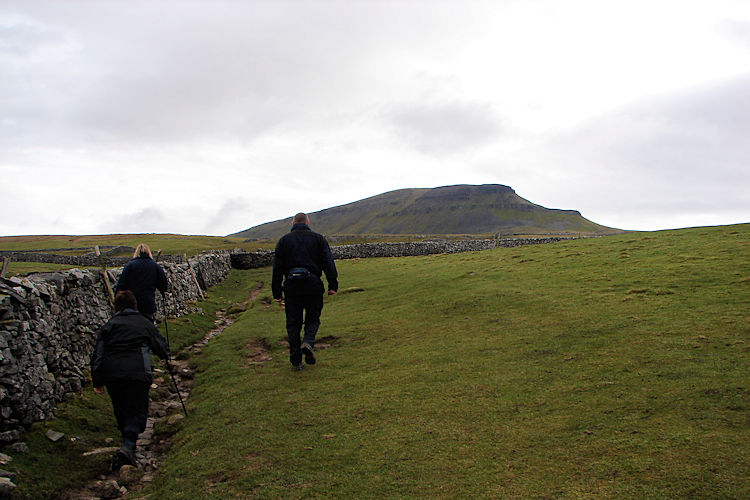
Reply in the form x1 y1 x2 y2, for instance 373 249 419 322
230 184 620 239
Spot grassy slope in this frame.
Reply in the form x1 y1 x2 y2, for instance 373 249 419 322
142 224 749 499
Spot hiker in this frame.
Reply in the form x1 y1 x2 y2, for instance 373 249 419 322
90 290 170 468
272 212 338 370
115 243 168 322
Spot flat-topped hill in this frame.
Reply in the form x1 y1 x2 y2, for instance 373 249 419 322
231 184 620 239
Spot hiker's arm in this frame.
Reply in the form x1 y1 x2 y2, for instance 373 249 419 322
157 264 168 295
114 263 130 293
90 326 107 389
321 239 338 293
271 243 285 300
149 323 170 360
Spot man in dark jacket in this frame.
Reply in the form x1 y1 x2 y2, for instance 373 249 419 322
90 290 170 468
115 243 168 322
272 213 338 370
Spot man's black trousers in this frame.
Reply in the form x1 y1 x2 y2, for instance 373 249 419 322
284 277 324 366
105 381 150 445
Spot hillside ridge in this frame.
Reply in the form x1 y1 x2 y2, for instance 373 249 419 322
231 184 619 239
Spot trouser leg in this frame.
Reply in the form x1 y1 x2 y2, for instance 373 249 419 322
106 381 151 448
302 292 324 347
284 295 304 366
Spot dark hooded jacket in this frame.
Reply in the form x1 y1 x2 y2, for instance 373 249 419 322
115 256 168 316
90 309 170 387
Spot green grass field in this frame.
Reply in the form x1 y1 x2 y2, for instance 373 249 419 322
133 224 748 498
6 224 748 498
0 233 276 256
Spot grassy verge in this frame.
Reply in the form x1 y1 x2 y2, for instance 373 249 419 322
7 390 120 499
141 224 748 498
1 262 100 277
5 269 261 499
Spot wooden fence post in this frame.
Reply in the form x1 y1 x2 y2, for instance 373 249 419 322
185 253 204 299
0 257 8 278
95 245 114 308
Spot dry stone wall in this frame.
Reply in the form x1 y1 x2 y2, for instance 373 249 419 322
0 252 231 437
330 237 570 259
230 237 573 269
230 251 273 270
0 250 183 267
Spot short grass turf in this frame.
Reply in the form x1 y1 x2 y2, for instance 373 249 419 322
139 224 749 499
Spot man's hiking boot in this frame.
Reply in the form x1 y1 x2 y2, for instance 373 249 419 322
292 363 303 371
301 343 316 365
112 446 137 470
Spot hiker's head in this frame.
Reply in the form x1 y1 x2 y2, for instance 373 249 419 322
292 213 309 226
114 290 137 312
134 243 152 259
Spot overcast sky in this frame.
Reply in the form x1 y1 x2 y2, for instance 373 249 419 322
2 0 749 237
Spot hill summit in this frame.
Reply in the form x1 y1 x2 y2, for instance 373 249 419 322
231 184 619 239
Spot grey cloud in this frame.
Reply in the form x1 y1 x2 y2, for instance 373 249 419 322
535 74 750 226
0 3 347 147
0 14 81 145
386 101 502 155
95 200 270 237
720 19 750 49
589 75 750 183
96 207 168 234
0 15 67 58
1 2 490 149
203 198 255 236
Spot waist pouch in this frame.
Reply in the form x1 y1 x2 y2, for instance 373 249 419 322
287 267 312 280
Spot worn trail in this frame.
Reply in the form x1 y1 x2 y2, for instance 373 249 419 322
61 282 264 499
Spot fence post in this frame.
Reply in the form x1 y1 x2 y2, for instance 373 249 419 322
95 245 114 308
185 253 205 299
0 257 8 278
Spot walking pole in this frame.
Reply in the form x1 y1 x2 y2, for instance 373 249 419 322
162 300 188 417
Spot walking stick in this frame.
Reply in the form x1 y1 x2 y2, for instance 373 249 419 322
162 300 188 417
